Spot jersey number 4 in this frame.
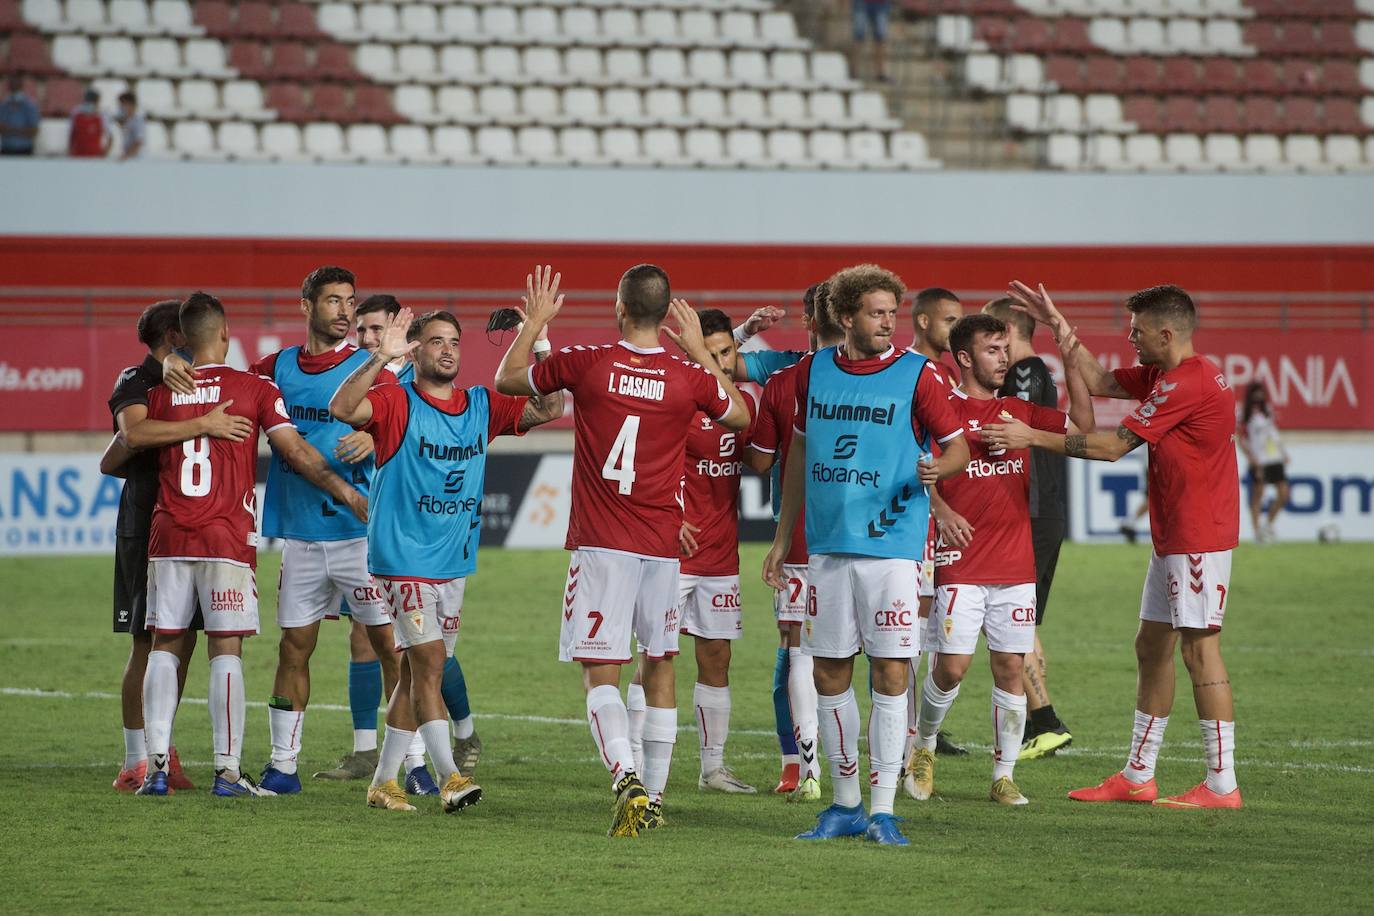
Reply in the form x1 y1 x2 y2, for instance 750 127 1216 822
601 415 640 495
179 436 212 497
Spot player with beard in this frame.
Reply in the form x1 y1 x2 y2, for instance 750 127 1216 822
906 314 1093 806
744 282 846 801
765 264 968 846
330 294 563 813
982 297 1074 759
497 264 752 837
985 283 1243 809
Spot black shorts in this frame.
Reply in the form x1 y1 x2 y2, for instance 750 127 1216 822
1251 463 1286 485
1030 516 1065 626
114 535 202 635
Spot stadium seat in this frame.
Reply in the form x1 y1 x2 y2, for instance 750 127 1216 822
720 11 759 47
183 38 233 78
348 124 392 162
1201 58 1243 96
216 121 261 159
1125 19 1168 55
521 7 560 43
278 3 322 40
601 9 640 45
680 10 717 44
260 122 305 160
807 91 845 128
1125 58 1165 95
134 78 175 116
1161 57 1201 94
1086 133 1127 169
1005 94 1041 132
1005 54 1045 92
849 131 891 169
301 122 348 161
767 90 807 127
316 45 361 81
759 12 801 49
1202 96 1244 134
1124 133 1165 169
604 88 647 126
645 88 689 127
1164 133 1205 170
433 125 475 163
558 127 603 165
560 7 600 43
66 0 114 35
1202 133 1246 170
808 130 848 167
394 84 435 122
1325 98 1366 134
479 7 519 41
51 36 95 75
437 85 479 123
1088 19 1128 53
96 37 143 77
233 2 276 41
476 125 519 163
177 80 221 118
728 128 768 166
142 119 169 156
1044 94 1083 132
810 53 853 89
22 0 64 30
440 5 479 37
771 51 808 86
398 45 439 81
728 50 769 87
266 82 309 122
389 124 436 163
964 53 1001 92
517 125 560 164
478 86 520 124
109 0 154 35
171 119 215 158
687 88 727 127
317 3 361 40
524 47 565 84
564 48 603 83
222 81 268 120
640 10 679 46
312 84 352 123
1242 134 1287 171
440 46 480 82
36 117 69 156
1283 134 1326 172
644 48 682 85
684 127 726 166
1324 134 1366 171
41 79 83 116
850 92 898 130
601 127 642 165
692 48 732 86
521 86 563 124
1046 133 1082 169
766 128 808 167
643 127 687 166
268 43 312 82
1243 96 1282 134
482 47 523 82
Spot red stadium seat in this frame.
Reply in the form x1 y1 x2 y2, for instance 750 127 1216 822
1084 56 1124 93
1282 59 1322 95
1319 61 1362 96
1162 96 1204 133
974 18 1011 52
315 45 361 82
1051 18 1094 55
1122 95 1162 133
1202 96 1244 135
1200 58 1241 96
355 85 402 125
0 1 24 31
233 2 277 40
1241 21 1283 54
1242 96 1283 133
3 33 58 76
1277 22 1323 58
269 42 313 81
1044 55 1086 93
1012 17 1055 54
1125 57 1164 95
41 77 82 116
266 82 310 122
1240 59 1284 95
1283 97 1322 134
1161 57 1202 95
194 0 234 35
228 41 270 80
1322 97 1367 135
311 83 353 123
277 3 323 41
1317 23 1363 57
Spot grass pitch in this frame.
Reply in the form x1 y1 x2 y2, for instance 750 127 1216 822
1 543 1370 914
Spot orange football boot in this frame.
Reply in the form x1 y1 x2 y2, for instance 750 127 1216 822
1068 771 1158 803
1154 781 1243 809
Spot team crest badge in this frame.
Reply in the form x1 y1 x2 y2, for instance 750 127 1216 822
409 611 424 632
943 617 954 638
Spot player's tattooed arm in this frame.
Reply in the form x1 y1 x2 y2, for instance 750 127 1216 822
986 420 1143 462
517 347 565 430
268 426 368 523
333 312 414 426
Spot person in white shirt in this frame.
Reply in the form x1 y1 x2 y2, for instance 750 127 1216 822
1240 382 1288 543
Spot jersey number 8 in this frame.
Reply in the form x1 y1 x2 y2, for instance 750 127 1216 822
179 435 212 497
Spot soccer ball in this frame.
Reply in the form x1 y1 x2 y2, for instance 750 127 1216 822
1317 524 1341 544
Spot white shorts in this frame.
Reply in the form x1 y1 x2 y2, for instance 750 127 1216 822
774 563 808 626
377 576 465 655
932 583 1037 655
679 574 743 640
804 554 921 660
919 520 936 599
559 548 680 664
148 558 259 637
1140 551 1232 631
277 538 388 629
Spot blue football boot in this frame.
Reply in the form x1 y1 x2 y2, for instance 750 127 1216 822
258 765 302 795
795 803 869 840
864 813 910 846
214 771 277 797
136 770 170 796
405 765 440 796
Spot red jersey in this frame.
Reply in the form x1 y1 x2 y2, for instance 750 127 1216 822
750 362 808 566
793 346 964 448
146 364 293 566
362 383 526 465
935 390 1067 585
530 341 733 560
250 340 399 385
1115 356 1239 555
681 390 757 576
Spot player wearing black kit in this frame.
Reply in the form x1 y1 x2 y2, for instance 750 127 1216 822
983 298 1072 758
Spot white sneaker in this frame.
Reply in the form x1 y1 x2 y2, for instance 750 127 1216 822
1263 523 1277 543
698 767 757 794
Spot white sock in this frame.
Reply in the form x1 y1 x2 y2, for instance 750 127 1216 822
353 728 377 753
405 730 427 773
452 715 475 741
903 655 921 760
268 705 303 775
916 671 959 752
868 689 907 816
1201 719 1237 794
142 650 179 771
693 683 730 776
642 706 677 804
1123 709 1168 784
625 682 646 776
419 719 458 781
371 726 413 788
587 684 636 784
123 727 146 769
787 648 819 780
210 655 245 775
817 688 861 809
991 687 1027 781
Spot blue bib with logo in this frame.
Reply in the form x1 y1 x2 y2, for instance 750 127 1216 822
262 346 372 541
368 384 490 580
802 348 930 558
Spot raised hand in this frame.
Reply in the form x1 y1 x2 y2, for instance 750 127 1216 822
202 400 252 442
742 305 785 336
1007 281 1070 342
378 307 419 361
663 298 708 361
161 352 197 396
522 264 564 332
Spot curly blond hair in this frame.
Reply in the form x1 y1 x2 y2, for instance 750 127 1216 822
826 264 906 326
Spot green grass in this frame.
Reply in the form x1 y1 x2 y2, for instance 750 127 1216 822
1 544 1370 914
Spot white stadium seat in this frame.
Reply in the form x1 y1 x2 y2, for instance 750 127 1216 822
1164 134 1205 170
433 125 475 162
436 86 478 121
808 130 848 166
768 129 808 167
183 38 232 78
261 122 305 160
135 78 175 116
727 128 768 166
177 80 220 117
1324 135 1365 171
1203 134 1245 170
601 127 642 164
1243 134 1285 171
687 88 727 126
1124 134 1164 169
559 127 603 164
150 0 199 36
518 126 560 163
395 85 436 121
643 128 686 166
110 0 153 35
439 46 480 81
727 89 766 124
216 121 260 159
1283 135 1325 172
848 131 890 168
390 124 437 163
171 119 214 158
1087 133 1127 169
684 127 727 166
476 126 519 163
51 36 94 74
348 124 391 162
440 5 479 37
1046 134 1083 170
304 122 349 161
1044 95 1083 132
222 81 268 119
563 87 603 124
645 88 688 127
964 53 1000 92
1005 94 1042 132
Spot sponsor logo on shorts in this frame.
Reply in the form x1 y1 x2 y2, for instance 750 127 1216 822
711 583 741 609
210 588 246 613
353 585 382 603
442 615 460 633
1011 606 1035 625
663 604 679 636
873 599 912 629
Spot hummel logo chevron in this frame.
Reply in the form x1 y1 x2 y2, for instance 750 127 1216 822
867 484 915 538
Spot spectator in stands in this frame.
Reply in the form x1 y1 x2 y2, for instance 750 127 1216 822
115 91 146 160
68 88 112 158
851 0 893 83
0 74 40 156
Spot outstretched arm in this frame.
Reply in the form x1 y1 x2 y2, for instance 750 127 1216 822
664 299 750 432
730 305 785 381
984 418 1144 463
495 270 565 426
331 308 416 427
496 265 564 397
1059 330 1096 434
119 401 253 450
1007 281 1129 399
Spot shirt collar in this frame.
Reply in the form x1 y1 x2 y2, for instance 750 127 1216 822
617 341 665 355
